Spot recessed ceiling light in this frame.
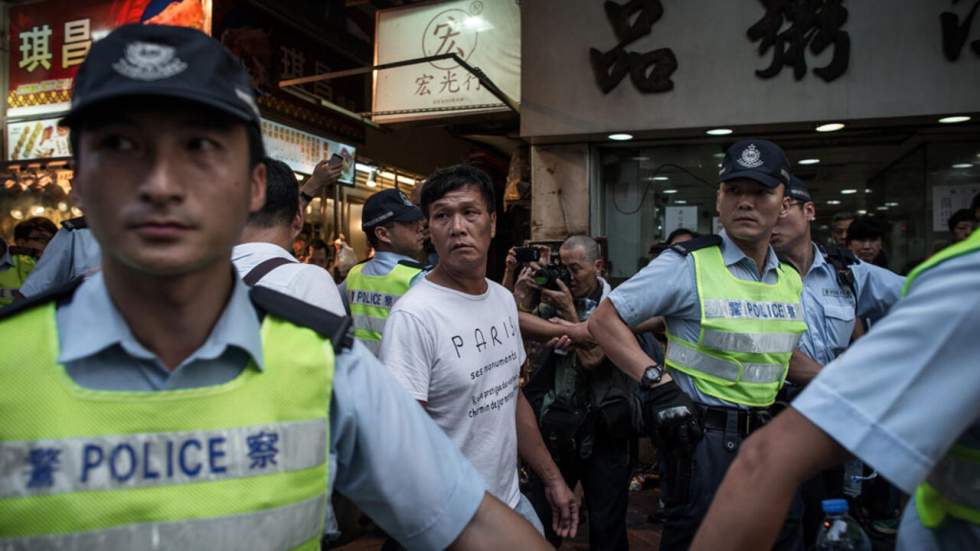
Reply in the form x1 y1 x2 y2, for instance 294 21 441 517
653 176 670 181
876 206 889 211
952 163 972 169
857 209 867 215
706 128 733 136
816 123 845 132
841 189 857 194
885 202 899 207
864 188 873 193
827 200 841 205
713 152 726 158
674 200 687 204
939 116 971 124
798 158 821 165
608 133 633 141
717 163 723 168
663 189 678 194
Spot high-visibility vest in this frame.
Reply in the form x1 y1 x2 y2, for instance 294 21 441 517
0 287 337 551
910 229 980 529
344 260 422 356
664 241 807 407
0 250 37 306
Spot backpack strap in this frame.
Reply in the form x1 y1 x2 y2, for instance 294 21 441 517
669 235 723 256
7 246 39 258
817 243 859 303
249 285 353 351
243 257 295 287
396 259 426 270
0 276 84 320
62 216 88 231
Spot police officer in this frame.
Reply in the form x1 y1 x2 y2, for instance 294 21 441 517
771 175 905 545
0 24 549 551
0 238 37 306
693 226 980 551
340 188 425 355
18 215 101 298
589 139 809 550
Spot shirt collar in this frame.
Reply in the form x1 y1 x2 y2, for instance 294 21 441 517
718 229 781 275
807 242 829 277
232 241 295 261
373 250 417 264
58 271 265 371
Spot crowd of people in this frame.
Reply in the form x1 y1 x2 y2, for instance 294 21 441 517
1 23 979 551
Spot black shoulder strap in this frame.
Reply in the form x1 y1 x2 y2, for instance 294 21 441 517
62 216 88 231
396 259 426 270
249 285 353 351
8 246 39 258
0 276 84 320
669 234 723 256
817 243 859 303
243 257 295 287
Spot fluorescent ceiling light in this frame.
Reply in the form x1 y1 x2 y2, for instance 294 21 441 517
857 209 867 214
706 128 733 136
885 202 899 207
864 188 873 193
952 163 972 169
841 189 857 194
713 152 726 158
798 158 821 165
826 200 841 205
631 156 650 161
876 206 888 211
653 176 670 181
938 116 971 124
608 133 633 141
816 123 845 132
663 189 678 194
674 200 687 204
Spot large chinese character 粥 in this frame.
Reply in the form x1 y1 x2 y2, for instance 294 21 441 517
747 0 850 82
589 0 677 94
19 24 53 72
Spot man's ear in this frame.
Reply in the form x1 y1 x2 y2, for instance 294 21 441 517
490 211 497 239
290 199 305 240
374 225 391 247
249 162 267 214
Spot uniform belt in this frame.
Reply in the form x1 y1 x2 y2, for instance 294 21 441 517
699 405 771 436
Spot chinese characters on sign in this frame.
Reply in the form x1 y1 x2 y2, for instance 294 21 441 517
941 0 980 61
589 0 678 95
747 0 850 82
261 119 356 184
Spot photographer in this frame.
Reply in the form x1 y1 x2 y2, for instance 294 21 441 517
519 235 634 551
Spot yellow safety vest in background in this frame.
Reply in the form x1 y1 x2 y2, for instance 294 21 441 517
910 229 980 529
0 251 36 306
0 296 335 550
665 244 807 407
345 261 421 356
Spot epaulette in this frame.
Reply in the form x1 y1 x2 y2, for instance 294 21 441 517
249 285 353 351
0 276 84 321
396 259 427 270
7 246 39 258
669 235 722 256
62 216 87 230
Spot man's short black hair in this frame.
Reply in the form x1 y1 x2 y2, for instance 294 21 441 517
832 211 855 224
420 164 495 217
666 228 698 245
247 157 299 228
14 217 57 242
846 216 884 243
948 208 976 232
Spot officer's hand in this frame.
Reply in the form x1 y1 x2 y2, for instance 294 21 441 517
639 380 702 452
543 477 579 538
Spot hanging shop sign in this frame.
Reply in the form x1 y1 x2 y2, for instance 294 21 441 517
261 119 356 185
373 0 521 124
933 183 980 232
7 0 211 118
6 118 71 161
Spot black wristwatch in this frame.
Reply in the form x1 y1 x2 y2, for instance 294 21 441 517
300 191 315 203
640 365 664 388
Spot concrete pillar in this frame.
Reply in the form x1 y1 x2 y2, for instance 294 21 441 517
530 144 590 241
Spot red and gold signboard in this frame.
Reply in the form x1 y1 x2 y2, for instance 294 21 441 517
7 0 211 117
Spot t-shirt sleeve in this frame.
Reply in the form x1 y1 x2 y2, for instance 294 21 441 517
290 265 346 316
330 343 485 549
851 261 905 321
792 251 980 494
18 228 73 297
379 308 436 402
607 251 698 326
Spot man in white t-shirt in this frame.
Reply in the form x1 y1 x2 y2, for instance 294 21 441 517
381 164 579 539
232 157 344 314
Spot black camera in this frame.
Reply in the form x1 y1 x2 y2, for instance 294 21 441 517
534 263 572 291
514 246 540 263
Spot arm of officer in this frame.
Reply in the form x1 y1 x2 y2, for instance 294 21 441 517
331 342 550 550
516 390 579 538
786 349 822 384
288 265 346 316
18 227 73 297
851 261 905 321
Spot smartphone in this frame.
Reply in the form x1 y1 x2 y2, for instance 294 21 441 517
328 153 343 167
514 246 540 263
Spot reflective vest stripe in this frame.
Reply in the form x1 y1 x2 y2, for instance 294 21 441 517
702 299 804 321
0 418 326 498
701 329 800 354
350 314 387 337
345 262 421 354
925 445 980 511
0 493 326 551
665 342 785 384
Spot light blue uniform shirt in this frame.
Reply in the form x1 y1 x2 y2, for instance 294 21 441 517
19 225 101 297
793 249 980 551
338 250 426 311
608 230 785 408
52 272 485 550
797 244 905 365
